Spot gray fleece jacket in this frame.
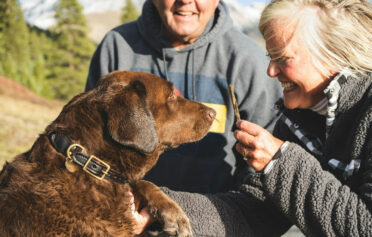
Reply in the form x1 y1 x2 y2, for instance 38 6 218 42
85 0 282 193
164 72 372 236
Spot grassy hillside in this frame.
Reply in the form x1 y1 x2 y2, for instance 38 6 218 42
0 76 63 168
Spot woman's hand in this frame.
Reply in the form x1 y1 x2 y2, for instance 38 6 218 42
129 192 154 235
234 120 284 172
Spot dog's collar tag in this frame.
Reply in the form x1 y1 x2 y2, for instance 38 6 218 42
65 160 78 173
65 143 83 173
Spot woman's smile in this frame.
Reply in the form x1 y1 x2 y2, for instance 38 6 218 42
280 81 297 92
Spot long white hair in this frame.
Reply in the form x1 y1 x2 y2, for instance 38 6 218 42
259 0 372 77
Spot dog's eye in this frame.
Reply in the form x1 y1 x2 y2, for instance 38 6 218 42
168 93 177 102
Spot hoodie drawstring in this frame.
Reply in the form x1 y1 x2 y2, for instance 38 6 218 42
162 49 170 81
161 49 197 101
192 50 196 101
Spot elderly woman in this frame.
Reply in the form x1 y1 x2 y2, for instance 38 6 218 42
135 0 372 236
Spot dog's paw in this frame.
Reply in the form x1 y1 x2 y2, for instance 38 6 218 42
162 210 192 237
151 205 192 237
163 213 192 237
132 181 193 236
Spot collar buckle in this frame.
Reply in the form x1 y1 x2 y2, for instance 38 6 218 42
67 143 111 181
49 132 128 183
83 155 111 180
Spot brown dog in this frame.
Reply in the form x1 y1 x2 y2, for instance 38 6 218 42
0 71 215 236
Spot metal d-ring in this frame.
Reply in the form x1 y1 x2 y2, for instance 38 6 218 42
66 144 86 161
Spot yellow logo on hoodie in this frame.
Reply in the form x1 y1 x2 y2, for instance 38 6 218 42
202 102 226 134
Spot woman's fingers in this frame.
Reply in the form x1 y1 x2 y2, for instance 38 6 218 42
234 120 284 171
236 120 263 136
234 129 255 147
236 142 250 158
128 191 154 235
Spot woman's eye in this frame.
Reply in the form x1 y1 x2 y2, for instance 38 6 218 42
272 56 290 64
267 52 289 64
266 52 271 58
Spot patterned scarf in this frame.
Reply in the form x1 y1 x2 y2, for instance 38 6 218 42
275 70 360 179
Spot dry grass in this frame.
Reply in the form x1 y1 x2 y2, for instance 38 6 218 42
0 78 63 169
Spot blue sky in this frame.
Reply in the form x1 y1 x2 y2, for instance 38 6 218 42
17 0 265 6
237 0 266 5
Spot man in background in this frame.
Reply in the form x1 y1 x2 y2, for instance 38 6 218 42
85 0 282 194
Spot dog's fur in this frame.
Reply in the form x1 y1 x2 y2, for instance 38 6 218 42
0 71 215 236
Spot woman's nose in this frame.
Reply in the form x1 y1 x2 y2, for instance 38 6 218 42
267 60 280 78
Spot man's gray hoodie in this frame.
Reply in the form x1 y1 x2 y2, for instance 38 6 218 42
85 0 282 193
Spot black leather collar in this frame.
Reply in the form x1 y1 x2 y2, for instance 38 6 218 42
48 132 129 184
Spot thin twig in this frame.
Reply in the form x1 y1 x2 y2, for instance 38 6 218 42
228 84 241 122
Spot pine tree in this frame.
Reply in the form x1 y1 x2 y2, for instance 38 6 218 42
50 0 96 100
121 0 139 24
0 0 31 86
28 29 48 95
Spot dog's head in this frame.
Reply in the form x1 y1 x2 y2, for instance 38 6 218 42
46 71 215 179
96 70 215 154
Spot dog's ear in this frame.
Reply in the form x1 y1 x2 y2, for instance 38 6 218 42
107 80 158 153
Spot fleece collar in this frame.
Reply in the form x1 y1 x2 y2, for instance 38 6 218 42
274 71 372 179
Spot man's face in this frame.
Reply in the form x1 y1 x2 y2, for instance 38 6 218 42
153 0 220 47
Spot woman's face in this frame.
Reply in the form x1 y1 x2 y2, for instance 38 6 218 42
152 0 219 47
265 20 330 109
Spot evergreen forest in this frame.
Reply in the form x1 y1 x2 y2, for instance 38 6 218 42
0 0 139 101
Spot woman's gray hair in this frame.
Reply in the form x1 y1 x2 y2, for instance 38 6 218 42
259 0 372 77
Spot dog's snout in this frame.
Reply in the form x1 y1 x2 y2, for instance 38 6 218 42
206 108 216 121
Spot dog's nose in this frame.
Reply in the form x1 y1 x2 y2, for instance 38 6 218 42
206 108 216 121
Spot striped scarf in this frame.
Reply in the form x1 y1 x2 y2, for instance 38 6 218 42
276 70 360 179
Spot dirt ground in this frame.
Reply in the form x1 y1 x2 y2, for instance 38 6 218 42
0 76 63 168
